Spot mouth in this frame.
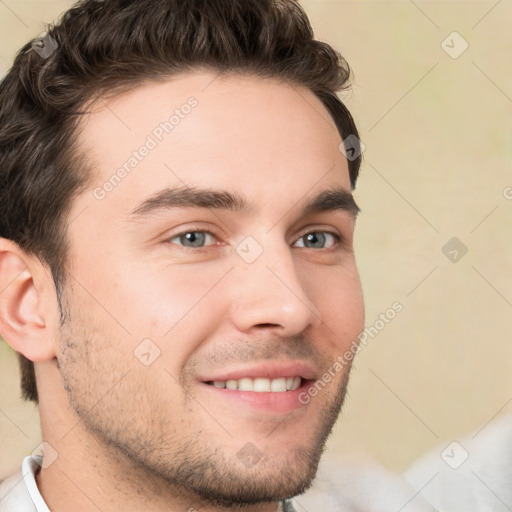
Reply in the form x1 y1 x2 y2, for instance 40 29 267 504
204 376 304 392
198 362 317 414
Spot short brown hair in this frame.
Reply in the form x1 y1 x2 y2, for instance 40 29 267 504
0 0 362 403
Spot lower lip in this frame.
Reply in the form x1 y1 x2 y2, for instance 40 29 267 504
199 380 312 414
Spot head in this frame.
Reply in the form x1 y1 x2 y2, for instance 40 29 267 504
0 0 364 507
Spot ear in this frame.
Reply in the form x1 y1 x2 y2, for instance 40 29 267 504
0 237 59 362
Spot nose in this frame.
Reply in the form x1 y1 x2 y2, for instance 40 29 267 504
228 241 322 336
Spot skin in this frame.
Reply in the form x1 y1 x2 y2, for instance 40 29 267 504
0 71 364 511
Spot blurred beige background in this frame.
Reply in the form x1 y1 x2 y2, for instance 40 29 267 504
1 0 511 480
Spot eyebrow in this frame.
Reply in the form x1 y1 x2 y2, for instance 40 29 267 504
303 187 360 217
128 185 359 220
129 186 251 217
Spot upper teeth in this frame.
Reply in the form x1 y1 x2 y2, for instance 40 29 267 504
210 376 301 392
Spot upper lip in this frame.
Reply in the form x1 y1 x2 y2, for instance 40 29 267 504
198 361 317 382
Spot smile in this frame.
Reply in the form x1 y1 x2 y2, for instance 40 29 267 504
205 376 302 392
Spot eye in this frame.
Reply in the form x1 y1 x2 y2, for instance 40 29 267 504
294 231 340 249
168 230 217 248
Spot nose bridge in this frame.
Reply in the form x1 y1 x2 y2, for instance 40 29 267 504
229 235 321 333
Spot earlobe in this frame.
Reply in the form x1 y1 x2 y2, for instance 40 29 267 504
0 238 57 362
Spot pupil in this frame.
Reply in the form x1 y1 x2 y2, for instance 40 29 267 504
306 232 325 248
183 232 204 247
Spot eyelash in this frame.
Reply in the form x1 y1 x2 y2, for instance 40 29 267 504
166 228 342 250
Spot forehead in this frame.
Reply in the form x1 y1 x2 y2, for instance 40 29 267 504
75 71 350 216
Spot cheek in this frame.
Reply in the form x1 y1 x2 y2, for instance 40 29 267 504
102 262 231 356
57 287 187 424
308 264 365 346
56 299 128 416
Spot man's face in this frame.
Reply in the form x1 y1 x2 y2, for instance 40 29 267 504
56 71 364 506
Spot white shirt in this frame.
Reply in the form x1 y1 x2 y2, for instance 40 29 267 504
0 456 48 512
405 413 512 512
